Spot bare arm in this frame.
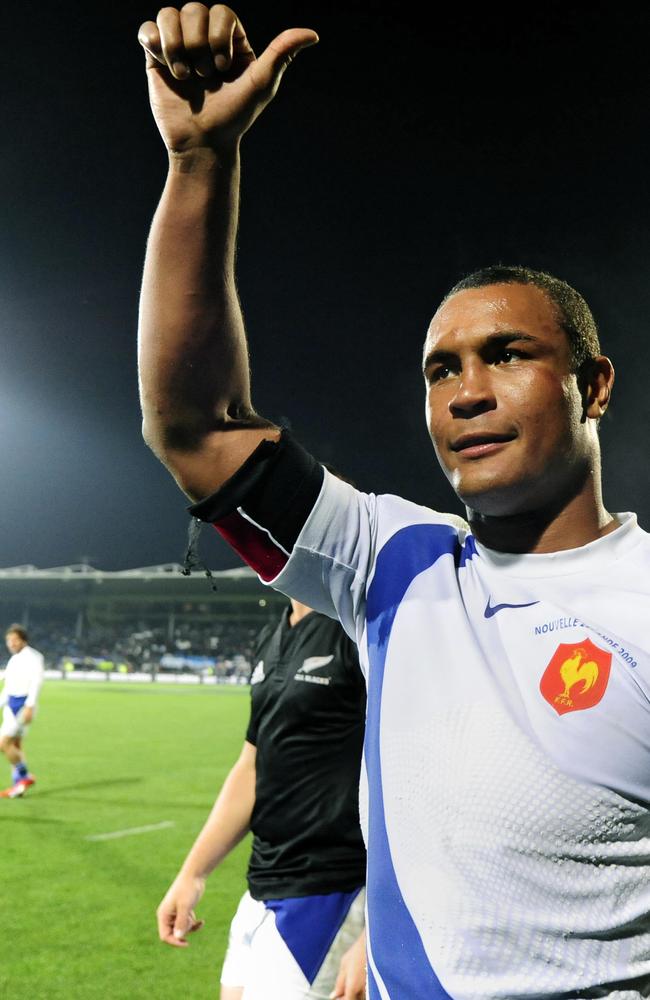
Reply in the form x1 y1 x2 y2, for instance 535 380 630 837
157 739 257 946
137 4 318 500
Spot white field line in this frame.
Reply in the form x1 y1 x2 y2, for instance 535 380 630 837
85 820 175 842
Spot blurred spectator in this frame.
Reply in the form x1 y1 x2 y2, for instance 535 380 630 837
9 616 271 682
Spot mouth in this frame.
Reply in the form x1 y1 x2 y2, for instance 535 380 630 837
450 432 516 458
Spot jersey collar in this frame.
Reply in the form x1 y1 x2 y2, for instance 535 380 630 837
473 512 643 578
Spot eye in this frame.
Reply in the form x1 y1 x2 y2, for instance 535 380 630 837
494 347 522 364
427 364 455 384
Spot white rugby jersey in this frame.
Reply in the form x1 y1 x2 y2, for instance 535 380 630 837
0 645 45 708
191 436 650 999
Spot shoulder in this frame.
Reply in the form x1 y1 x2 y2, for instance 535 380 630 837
308 612 363 674
373 492 470 554
603 513 650 576
254 617 282 656
312 473 468 550
375 492 468 533
624 515 650 553
305 612 354 651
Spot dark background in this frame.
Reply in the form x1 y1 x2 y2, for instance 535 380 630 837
2 1 649 570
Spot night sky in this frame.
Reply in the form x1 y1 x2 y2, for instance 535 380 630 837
3 2 650 571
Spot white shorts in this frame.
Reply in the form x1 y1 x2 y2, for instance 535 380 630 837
0 706 29 740
220 888 365 1000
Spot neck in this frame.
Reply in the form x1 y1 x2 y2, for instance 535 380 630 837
467 468 619 554
289 600 313 627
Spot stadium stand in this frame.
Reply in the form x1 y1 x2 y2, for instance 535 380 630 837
0 564 286 682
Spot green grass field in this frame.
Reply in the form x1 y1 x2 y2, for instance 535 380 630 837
1 680 252 1000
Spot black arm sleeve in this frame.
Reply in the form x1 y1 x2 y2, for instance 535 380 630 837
188 432 324 580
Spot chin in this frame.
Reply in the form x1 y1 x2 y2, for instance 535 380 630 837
451 472 538 519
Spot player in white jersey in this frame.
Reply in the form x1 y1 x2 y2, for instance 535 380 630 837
0 625 44 798
136 6 650 997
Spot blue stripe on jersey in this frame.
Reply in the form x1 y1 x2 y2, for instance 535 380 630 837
366 523 464 1000
8 695 27 715
457 532 477 567
367 962 381 997
264 888 361 984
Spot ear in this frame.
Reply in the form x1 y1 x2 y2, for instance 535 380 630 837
578 356 614 420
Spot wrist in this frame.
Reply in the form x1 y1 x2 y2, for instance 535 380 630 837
168 144 240 176
178 854 212 881
177 870 208 891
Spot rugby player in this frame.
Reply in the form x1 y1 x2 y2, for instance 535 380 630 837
137 5 650 996
0 625 43 798
157 597 367 999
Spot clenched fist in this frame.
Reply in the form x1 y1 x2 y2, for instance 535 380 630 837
138 3 319 154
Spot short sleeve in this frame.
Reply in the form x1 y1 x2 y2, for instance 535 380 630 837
245 699 259 746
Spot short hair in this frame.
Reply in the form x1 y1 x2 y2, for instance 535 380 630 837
443 265 601 370
6 624 28 642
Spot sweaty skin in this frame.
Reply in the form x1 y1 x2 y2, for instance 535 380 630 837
138 4 318 500
423 283 615 552
137 6 616 559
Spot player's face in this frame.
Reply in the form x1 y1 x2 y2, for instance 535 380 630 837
5 632 25 654
423 283 595 517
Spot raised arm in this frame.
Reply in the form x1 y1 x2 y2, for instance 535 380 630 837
137 4 318 500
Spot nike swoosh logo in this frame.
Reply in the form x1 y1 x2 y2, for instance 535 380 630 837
484 598 539 618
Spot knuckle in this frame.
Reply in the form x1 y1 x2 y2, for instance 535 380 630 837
138 20 157 38
208 26 232 52
161 41 180 59
183 37 208 55
157 6 180 24
138 24 159 47
208 4 236 25
208 37 229 54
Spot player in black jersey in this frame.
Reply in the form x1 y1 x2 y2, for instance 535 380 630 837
156 597 367 1000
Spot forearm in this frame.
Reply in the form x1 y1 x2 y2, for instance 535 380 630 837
138 147 252 454
138 147 279 500
177 754 255 880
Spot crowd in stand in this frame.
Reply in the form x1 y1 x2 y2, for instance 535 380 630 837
7 616 274 682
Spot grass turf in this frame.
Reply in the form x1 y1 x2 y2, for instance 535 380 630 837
0 680 252 999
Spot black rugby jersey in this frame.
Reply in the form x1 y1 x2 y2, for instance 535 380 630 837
246 606 366 900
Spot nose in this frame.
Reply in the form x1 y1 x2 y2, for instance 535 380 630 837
448 362 496 417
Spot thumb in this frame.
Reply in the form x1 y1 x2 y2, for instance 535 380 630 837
251 28 319 98
174 908 204 943
173 907 192 942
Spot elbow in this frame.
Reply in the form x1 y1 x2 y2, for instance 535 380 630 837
141 413 201 458
141 418 167 460
141 423 196 498
141 420 187 488
140 416 215 501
